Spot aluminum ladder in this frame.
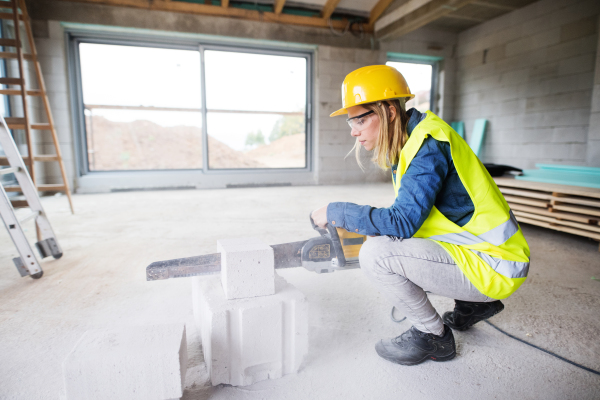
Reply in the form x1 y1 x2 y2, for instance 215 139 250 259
0 115 62 279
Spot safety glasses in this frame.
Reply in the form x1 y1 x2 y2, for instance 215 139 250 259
346 110 375 130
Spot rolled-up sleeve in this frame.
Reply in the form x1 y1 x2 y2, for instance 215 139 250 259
326 136 450 237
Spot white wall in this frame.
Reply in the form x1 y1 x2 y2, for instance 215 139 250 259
454 0 600 169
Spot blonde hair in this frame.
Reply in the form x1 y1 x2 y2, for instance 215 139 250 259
349 99 410 170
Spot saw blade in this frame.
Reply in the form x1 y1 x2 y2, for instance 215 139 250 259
146 240 309 281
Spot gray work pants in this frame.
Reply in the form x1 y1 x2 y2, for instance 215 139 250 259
359 236 494 336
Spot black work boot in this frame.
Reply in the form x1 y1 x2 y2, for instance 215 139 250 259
375 325 456 366
442 300 504 331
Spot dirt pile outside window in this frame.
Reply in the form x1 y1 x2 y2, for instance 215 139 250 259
85 116 306 171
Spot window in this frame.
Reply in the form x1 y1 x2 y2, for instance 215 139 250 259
74 40 311 174
79 44 202 171
204 51 307 169
386 60 436 113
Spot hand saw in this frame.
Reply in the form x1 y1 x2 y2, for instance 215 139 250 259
146 216 367 281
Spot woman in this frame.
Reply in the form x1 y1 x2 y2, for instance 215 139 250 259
311 65 530 366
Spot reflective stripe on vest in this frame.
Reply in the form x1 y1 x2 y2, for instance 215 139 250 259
470 250 530 279
429 211 519 247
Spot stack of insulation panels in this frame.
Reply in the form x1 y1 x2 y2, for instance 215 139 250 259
494 177 600 251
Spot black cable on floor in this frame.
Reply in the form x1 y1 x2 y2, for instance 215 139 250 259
483 320 600 376
390 306 406 323
389 306 600 376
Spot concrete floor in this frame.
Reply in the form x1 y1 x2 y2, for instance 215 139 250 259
1 184 599 400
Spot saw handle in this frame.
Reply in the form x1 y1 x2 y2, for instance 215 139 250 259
309 212 328 236
309 213 347 268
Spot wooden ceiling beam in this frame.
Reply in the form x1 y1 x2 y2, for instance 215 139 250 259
375 0 478 40
321 0 341 20
59 0 372 32
442 13 485 22
472 1 517 11
369 0 395 26
274 0 286 15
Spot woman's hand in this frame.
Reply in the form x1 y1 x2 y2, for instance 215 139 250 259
311 205 328 229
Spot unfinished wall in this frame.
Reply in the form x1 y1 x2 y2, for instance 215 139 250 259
31 21 76 187
315 46 385 185
588 15 600 167
454 0 600 169
1 20 53 185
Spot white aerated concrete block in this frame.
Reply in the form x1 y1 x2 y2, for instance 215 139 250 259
192 274 308 386
63 324 187 400
217 237 274 300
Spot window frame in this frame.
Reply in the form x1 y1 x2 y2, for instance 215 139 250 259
386 53 441 114
67 31 313 177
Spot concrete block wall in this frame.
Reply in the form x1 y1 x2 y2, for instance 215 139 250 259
1 21 50 183
587 15 600 167
31 20 77 188
315 46 387 185
381 27 458 121
454 0 600 169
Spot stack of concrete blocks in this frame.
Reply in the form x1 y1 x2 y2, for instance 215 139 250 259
192 237 308 386
63 324 188 400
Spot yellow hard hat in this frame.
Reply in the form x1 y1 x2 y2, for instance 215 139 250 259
330 65 415 117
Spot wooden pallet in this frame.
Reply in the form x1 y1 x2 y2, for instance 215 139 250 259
494 177 600 251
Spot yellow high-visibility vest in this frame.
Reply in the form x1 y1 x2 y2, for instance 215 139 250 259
394 111 530 299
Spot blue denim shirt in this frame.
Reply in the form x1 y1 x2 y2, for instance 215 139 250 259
327 108 475 238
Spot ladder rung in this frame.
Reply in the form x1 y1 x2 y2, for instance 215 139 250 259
34 155 59 162
0 52 33 60
0 89 42 96
0 38 18 47
4 184 66 192
6 123 25 129
0 77 23 85
19 210 39 224
0 12 23 21
5 115 25 130
10 199 28 208
6 122 52 130
4 116 24 124
0 155 60 165
0 165 18 175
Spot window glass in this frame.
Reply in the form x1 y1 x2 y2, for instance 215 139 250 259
386 61 432 112
79 43 202 171
204 50 307 169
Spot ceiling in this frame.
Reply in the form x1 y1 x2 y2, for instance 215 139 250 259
60 0 541 40
417 0 539 32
